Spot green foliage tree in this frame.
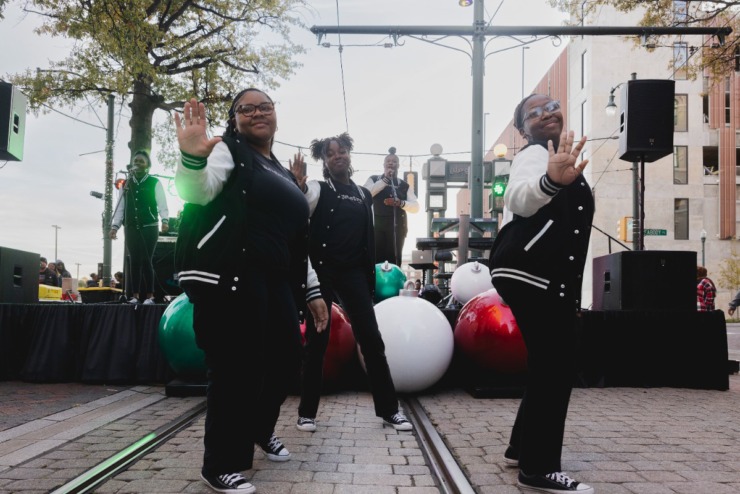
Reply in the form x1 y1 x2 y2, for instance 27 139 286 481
717 242 740 293
548 0 739 80
2 0 308 168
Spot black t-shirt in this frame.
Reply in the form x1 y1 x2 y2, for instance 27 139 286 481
246 153 309 271
324 180 367 269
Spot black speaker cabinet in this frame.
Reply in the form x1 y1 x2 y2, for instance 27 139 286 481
153 237 182 302
0 82 27 162
593 250 696 311
0 246 39 303
618 79 675 163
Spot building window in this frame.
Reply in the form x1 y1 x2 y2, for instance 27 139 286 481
725 77 731 125
581 50 587 89
674 146 688 184
674 42 688 79
673 1 688 23
581 100 587 137
674 94 688 131
674 198 689 240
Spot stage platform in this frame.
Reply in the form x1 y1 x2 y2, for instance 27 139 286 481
0 303 732 392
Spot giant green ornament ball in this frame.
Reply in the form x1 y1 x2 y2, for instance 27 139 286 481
158 292 206 378
374 261 407 303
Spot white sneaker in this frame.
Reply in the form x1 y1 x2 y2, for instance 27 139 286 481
200 472 255 493
518 471 594 493
127 297 139 304
143 298 155 305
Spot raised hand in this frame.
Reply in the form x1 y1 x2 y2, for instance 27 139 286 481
546 130 589 186
289 153 307 191
174 98 222 158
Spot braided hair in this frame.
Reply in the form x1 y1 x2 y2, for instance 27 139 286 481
222 88 274 138
308 132 355 180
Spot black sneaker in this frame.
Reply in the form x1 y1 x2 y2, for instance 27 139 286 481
258 433 290 461
504 445 519 467
382 412 413 431
200 472 255 493
296 416 317 432
518 471 594 493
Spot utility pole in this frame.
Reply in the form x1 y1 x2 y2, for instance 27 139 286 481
51 224 61 260
102 94 114 287
309 9 729 224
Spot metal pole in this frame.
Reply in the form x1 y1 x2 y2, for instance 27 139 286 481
630 73 640 251
102 94 114 287
51 224 61 260
469 0 484 223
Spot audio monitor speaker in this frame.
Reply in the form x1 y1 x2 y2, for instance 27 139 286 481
0 82 27 162
592 250 696 311
0 246 39 303
618 79 675 163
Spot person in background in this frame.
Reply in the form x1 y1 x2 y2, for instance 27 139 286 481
729 288 740 316
488 94 594 494
39 257 58 287
111 271 124 289
109 150 169 305
696 266 716 312
363 147 419 267
87 273 101 287
290 132 412 434
414 279 422 294
174 91 328 494
54 260 72 287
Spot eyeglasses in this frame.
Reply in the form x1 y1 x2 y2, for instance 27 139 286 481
235 102 274 117
522 100 561 122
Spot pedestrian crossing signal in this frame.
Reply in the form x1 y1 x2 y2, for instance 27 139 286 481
492 175 508 197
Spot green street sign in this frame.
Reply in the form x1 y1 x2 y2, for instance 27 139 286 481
644 229 667 236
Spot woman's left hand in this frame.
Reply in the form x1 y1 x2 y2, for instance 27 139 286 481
547 130 589 186
289 153 307 191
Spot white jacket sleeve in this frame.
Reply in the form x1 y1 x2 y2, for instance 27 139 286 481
503 145 558 221
304 180 321 216
175 142 235 205
154 181 169 222
306 257 321 302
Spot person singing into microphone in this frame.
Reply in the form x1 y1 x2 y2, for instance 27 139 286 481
363 147 419 267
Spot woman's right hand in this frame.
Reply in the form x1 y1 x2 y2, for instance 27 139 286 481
174 98 222 158
547 130 589 186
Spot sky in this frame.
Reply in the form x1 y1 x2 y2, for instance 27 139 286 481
0 0 567 282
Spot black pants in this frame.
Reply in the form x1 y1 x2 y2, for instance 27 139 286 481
495 280 578 475
124 225 158 296
299 264 399 419
191 274 302 477
374 215 407 267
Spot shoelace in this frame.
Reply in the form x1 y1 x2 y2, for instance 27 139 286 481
391 413 408 424
219 473 247 486
266 435 283 451
545 472 576 487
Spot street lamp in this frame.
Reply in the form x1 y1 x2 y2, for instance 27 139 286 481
700 229 707 266
51 224 61 260
605 83 624 116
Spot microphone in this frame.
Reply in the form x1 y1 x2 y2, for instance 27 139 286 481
388 173 398 199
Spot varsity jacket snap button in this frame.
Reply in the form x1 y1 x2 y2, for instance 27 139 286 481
569 256 574 260
301 284 306 288
578 206 583 210
574 229 579 234
231 286 237 291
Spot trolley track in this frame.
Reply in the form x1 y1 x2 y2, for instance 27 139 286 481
41 394 473 494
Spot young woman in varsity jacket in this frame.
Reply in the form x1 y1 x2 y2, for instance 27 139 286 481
488 94 594 494
173 90 328 494
289 132 412 434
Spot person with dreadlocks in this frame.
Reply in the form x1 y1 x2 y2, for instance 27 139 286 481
488 93 594 494
173 90 328 494
289 132 413 434
363 147 419 267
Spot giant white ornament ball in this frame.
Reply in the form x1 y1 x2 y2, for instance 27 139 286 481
450 261 494 304
360 285 454 393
